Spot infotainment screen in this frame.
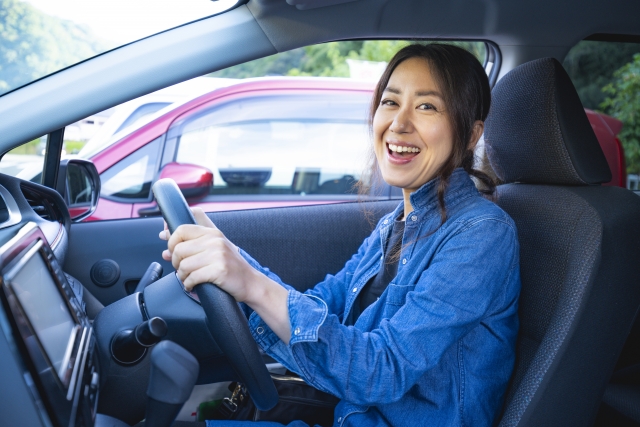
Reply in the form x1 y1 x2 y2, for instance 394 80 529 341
0 222 95 427
9 249 76 376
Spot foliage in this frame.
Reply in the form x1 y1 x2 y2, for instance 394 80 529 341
0 0 109 95
210 49 307 79
563 40 640 110
211 40 486 79
601 53 640 174
5 138 40 155
64 140 85 154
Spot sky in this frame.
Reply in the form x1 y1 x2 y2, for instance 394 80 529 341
22 0 238 45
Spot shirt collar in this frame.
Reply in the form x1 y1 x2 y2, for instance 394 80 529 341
407 168 478 214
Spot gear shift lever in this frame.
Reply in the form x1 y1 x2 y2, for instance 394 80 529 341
145 341 199 427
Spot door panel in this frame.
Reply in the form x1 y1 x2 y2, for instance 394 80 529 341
64 201 397 305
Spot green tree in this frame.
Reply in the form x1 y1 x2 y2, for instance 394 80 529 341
0 0 108 95
210 49 306 78
212 40 486 79
563 40 640 110
601 53 640 175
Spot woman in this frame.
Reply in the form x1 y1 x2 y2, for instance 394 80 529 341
161 44 521 427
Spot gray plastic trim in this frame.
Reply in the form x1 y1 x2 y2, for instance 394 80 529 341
0 185 22 229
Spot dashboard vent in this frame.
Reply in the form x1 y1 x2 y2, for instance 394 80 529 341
21 184 62 223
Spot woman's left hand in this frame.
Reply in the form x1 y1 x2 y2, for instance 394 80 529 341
159 208 258 302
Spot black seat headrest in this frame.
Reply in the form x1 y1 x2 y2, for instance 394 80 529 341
485 57 611 185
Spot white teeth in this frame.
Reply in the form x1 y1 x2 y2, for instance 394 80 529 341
388 143 420 153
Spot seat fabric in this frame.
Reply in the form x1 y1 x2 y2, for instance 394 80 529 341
485 58 640 427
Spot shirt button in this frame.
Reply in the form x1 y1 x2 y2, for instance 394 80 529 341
294 327 301 335
352 287 358 293
338 417 342 423
411 215 418 221
383 219 389 224
256 327 264 335
402 258 407 264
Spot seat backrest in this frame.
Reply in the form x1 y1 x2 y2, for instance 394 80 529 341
485 58 640 427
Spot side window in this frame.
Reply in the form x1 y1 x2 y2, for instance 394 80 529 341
100 138 161 200
114 102 172 135
0 135 47 183
564 38 640 189
171 93 371 197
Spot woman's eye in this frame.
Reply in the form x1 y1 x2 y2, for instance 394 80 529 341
418 103 437 111
380 99 397 106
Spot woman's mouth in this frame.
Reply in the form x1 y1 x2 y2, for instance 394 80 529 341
387 143 421 162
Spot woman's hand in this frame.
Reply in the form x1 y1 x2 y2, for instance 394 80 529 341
159 208 258 302
159 208 292 343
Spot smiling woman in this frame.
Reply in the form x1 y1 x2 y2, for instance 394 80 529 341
370 44 495 222
164 44 521 427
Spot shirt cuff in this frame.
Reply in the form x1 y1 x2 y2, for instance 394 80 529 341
249 289 328 351
287 291 328 344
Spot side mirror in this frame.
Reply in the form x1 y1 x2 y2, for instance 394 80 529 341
56 159 101 222
158 162 213 200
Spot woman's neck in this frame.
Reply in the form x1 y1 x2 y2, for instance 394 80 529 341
402 188 414 221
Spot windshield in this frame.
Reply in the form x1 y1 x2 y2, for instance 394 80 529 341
0 0 240 96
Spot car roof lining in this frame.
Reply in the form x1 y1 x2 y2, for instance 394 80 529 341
2 0 640 153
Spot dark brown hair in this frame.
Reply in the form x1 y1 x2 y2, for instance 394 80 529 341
366 43 495 224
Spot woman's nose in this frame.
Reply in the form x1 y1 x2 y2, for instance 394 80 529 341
389 108 412 134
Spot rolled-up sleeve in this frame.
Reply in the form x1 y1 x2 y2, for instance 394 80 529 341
249 290 329 374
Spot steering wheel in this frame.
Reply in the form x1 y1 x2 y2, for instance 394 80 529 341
152 178 278 411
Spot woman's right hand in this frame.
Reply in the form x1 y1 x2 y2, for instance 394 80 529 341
159 208 257 302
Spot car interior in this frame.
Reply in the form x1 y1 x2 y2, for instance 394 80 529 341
2 0 640 426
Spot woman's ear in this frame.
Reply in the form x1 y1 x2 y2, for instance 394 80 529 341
467 120 485 151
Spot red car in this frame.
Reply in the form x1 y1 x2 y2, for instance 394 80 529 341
81 78 625 221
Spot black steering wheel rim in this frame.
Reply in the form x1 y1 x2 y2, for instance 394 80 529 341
152 178 278 411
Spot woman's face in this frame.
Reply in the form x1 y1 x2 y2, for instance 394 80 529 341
373 57 454 192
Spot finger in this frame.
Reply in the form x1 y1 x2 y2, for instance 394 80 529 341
162 249 171 261
159 221 170 240
181 264 228 293
170 232 224 271
192 208 216 229
167 224 220 253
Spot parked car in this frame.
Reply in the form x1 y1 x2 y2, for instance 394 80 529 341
79 78 625 221
1 2 640 427
82 77 395 221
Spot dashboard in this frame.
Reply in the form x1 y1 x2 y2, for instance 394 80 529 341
0 222 97 427
0 172 95 427
0 173 224 427
0 172 269 427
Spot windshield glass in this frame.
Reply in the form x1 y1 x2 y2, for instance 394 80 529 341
0 0 240 96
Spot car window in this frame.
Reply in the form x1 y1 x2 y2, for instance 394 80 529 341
564 38 640 189
100 137 161 199
0 135 47 183
168 92 371 197
114 102 172 135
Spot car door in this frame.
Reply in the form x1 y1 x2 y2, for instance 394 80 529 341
63 200 398 306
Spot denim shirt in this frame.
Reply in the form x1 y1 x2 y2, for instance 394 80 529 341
242 169 521 427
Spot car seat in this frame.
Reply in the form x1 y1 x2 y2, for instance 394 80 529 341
484 57 640 427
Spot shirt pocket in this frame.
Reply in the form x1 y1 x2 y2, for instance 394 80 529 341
385 283 415 306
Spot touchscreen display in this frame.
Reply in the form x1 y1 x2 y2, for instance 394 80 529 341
10 251 76 376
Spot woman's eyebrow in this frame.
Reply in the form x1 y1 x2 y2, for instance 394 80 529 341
415 90 443 98
383 86 442 98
